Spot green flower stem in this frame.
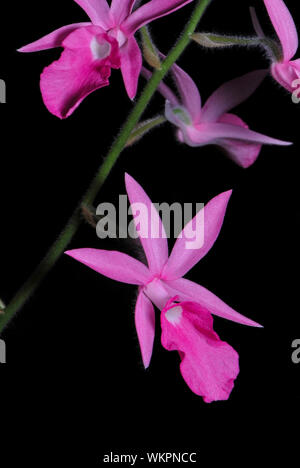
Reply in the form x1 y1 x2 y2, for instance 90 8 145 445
192 32 261 47
192 32 282 61
126 115 167 147
0 0 212 334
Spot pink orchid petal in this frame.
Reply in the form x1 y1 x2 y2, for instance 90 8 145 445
263 0 298 61
74 0 112 29
217 113 262 168
121 0 194 35
18 23 91 52
40 26 120 118
162 191 232 280
201 70 267 123
110 0 136 24
171 63 202 123
125 173 169 275
142 67 179 106
120 37 142 99
135 289 156 368
161 301 239 402
65 248 151 285
271 60 300 92
162 278 263 327
185 122 292 147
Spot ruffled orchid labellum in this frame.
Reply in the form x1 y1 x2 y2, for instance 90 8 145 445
18 0 195 119
161 299 239 403
143 63 292 167
66 173 262 403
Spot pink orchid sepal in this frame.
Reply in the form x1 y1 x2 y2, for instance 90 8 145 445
143 63 292 167
18 0 195 118
65 173 262 401
161 298 239 403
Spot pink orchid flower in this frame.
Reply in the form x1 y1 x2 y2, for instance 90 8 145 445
143 64 291 167
18 0 194 119
161 299 239 403
66 173 262 402
262 0 300 93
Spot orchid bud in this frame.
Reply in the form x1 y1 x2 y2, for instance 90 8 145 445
191 32 282 61
140 26 161 70
191 32 244 48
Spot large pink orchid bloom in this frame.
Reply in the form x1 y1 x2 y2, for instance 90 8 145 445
65 173 261 402
144 64 291 167
18 0 194 118
262 0 300 93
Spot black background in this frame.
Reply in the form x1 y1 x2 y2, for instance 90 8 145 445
0 0 299 465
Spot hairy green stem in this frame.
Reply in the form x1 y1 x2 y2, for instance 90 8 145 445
126 115 167 146
192 32 282 61
0 0 212 334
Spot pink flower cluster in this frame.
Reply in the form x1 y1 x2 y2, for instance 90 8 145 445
18 0 298 402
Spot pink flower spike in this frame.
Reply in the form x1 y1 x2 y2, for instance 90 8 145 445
263 0 298 62
161 300 239 403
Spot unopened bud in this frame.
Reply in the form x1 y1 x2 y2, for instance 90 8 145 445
141 26 161 69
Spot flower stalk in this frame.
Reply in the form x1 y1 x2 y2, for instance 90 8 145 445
0 0 213 334
191 32 282 61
